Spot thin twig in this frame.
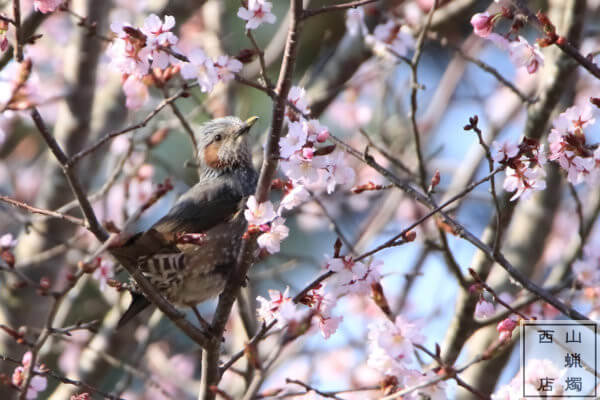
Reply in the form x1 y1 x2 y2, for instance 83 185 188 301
12 0 22 62
30 108 109 241
0 195 86 227
67 86 195 168
301 0 379 19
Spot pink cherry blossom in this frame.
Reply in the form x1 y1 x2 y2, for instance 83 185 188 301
93 259 114 291
140 14 178 70
122 76 149 110
0 233 17 248
107 22 151 77
279 120 308 158
180 48 219 92
404 370 448 400
487 32 510 51
367 316 424 375
324 151 356 194
27 376 48 399
214 55 243 82
257 217 289 254
367 20 415 58
573 244 600 287
244 195 276 226
470 12 494 37
279 184 310 211
474 299 495 318
237 0 277 30
33 0 62 14
287 86 310 119
508 36 544 74
548 104 597 184
491 140 519 163
325 256 381 297
256 287 304 328
12 352 47 399
503 165 546 201
280 153 327 185
496 317 517 342
304 119 329 143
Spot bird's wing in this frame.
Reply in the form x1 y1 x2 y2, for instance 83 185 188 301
112 177 243 262
151 177 245 236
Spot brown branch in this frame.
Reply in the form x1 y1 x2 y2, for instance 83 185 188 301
0 195 86 227
246 29 273 89
301 0 379 19
408 1 438 190
12 0 22 62
331 134 590 321
199 1 305 398
434 33 537 104
29 108 109 241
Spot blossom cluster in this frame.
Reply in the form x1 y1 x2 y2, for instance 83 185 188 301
237 0 276 30
256 285 342 339
367 316 447 398
280 87 355 195
573 243 600 288
492 359 564 399
12 352 47 399
470 11 544 74
492 104 599 201
492 137 547 201
548 104 600 184
345 10 415 59
324 255 382 297
244 195 290 254
107 14 243 110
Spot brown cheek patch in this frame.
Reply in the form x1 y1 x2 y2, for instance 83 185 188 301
204 142 223 169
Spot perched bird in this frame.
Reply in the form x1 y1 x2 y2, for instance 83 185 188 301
116 116 259 328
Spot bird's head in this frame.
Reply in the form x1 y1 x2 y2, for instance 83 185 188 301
196 116 259 171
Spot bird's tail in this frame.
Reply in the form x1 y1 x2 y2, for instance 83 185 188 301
117 293 151 329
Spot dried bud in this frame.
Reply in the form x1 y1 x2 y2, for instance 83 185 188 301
371 282 392 318
351 181 383 194
333 238 342 258
122 26 147 42
403 230 417 242
435 216 458 235
78 257 101 274
428 169 441 192
70 393 92 400
243 225 261 239
468 268 481 281
175 232 207 246
39 277 51 290
236 48 257 64
270 179 287 190
381 375 400 395
313 144 336 157
103 220 121 234
244 342 262 370
1 249 15 267
17 59 32 87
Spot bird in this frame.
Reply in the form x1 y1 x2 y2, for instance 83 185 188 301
115 116 259 328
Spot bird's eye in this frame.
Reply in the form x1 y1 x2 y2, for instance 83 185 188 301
214 134 222 142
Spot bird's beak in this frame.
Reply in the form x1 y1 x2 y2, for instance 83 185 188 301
237 116 259 137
